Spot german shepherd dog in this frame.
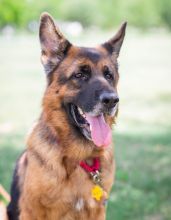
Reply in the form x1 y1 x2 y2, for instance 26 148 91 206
7 13 126 220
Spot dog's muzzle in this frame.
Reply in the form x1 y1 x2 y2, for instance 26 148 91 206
67 91 119 148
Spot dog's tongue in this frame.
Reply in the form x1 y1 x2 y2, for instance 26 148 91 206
85 114 112 147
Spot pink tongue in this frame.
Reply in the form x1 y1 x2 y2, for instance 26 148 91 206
85 114 112 147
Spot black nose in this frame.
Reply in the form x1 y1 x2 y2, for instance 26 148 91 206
100 92 119 108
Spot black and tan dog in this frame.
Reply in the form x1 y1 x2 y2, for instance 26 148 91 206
7 13 126 220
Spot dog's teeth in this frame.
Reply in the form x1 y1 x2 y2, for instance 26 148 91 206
78 107 84 115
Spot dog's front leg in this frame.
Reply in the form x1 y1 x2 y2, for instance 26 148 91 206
87 207 106 220
19 208 34 220
96 209 106 220
19 201 46 220
19 210 35 220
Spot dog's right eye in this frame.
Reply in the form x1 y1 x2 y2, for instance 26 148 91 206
103 65 114 81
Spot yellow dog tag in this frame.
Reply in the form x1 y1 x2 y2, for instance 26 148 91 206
91 185 103 201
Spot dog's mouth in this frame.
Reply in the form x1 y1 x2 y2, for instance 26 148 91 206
69 104 112 147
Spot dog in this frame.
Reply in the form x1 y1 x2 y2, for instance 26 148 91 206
7 12 126 220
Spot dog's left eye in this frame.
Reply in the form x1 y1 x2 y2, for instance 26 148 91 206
105 72 113 80
103 66 114 81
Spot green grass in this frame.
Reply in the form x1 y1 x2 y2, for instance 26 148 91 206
0 29 171 219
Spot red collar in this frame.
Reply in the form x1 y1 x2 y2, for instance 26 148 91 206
80 158 100 173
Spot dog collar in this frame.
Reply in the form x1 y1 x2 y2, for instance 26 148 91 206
80 158 101 185
80 158 100 173
80 158 108 203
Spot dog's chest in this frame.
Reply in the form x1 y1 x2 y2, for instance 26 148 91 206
46 168 108 219
45 166 109 204
36 155 114 219
60 165 111 210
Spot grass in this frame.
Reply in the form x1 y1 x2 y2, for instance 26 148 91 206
0 28 171 219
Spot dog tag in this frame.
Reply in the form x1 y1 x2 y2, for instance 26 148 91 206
91 185 103 201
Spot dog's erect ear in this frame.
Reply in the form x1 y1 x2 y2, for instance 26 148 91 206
39 12 71 75
102 22 127 58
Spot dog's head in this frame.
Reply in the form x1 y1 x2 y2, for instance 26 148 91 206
39 13 126 148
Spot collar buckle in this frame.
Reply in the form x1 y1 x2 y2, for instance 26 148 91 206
90 170 101 185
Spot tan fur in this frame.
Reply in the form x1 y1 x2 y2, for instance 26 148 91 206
19 126 114 219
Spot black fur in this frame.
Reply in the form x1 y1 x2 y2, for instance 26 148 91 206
57 74 69 86
39 120 58 146
102 42 114 54
7 163 20 220
78 47 102 63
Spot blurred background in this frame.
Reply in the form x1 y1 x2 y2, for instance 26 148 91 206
0 0 171 219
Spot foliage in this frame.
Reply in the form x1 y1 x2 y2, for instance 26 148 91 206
157 0 171 29
0 0 171 29
0 0 27 27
